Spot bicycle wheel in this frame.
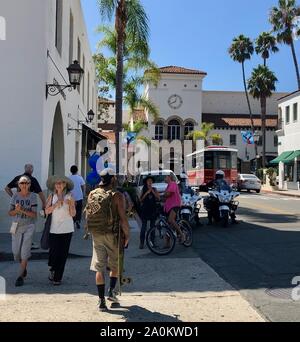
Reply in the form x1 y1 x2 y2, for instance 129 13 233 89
146 224 176 256
178 220 193 247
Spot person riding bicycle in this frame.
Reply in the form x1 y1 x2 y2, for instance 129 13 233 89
206 170 238 225
164 174 186 243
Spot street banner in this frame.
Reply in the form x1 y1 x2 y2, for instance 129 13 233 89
241 131 254 145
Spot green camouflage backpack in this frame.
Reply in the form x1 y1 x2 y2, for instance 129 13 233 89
85 188 117 234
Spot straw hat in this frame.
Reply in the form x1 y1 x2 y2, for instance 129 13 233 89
46 175 74 192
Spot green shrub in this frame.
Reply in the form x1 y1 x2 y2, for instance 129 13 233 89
266 168 277 186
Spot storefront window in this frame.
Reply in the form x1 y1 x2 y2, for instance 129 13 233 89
284 164 294 182
297 161 300 182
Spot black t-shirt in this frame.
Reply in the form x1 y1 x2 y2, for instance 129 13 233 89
7 173 42 194
141 187 157 220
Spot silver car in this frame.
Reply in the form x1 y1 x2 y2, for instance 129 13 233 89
136 170 179 200
237 174 262 193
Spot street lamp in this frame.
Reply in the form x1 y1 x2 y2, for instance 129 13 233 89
67 109 95 135
87 110 95 123
46 60 84 98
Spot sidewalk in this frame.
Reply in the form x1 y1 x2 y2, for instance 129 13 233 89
0 220 264 322
262 188 300 198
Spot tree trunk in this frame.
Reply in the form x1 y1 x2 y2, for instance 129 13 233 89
291 39 300 90
261 96 267 170
115 0 126 174
242 62 258 169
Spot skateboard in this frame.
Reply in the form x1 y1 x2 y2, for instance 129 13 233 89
118 231 132 291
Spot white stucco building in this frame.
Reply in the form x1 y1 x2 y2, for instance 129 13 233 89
202 90 286 172
273 91 300 190
144 66 286 173
0 0 99 229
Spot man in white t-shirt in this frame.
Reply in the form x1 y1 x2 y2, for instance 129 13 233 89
69 165 85 229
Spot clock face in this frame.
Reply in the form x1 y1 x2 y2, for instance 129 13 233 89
168 94 183 109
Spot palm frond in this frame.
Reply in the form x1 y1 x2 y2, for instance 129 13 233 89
248 65 278 99
126 0 150 43
97 0 118 21
136 136 152 146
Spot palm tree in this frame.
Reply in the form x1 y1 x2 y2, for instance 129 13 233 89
124 77 159 125
270 0 300 89
248 65 278 169
255 32 279 66
123 120 152 173
229 35 255 132
188 122 223 147
97 0 149 173
211 133 224 146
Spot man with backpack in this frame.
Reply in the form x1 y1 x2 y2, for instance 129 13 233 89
85 168 130 311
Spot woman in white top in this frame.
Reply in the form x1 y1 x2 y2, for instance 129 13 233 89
45 176 76 285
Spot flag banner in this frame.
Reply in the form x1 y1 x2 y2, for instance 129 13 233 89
127 132 137 145
241 131 254 145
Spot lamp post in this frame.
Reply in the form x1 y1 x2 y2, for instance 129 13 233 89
67 110 95 135
46 60 84 98
253 131 260 174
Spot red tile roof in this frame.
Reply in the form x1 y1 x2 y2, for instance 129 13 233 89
160 66 207 75
100 131 116 143
98 97 115 105
202 114 278 129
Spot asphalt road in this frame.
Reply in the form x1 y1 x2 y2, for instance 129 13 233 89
194 192 300 322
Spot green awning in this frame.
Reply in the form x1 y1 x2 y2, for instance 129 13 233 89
269 151 294 165
282 150 300 164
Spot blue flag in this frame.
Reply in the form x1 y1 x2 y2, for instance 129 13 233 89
127 132 137 145
241 131 254 145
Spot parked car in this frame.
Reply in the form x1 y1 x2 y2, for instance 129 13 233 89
136 170 179 200
237 174 262 193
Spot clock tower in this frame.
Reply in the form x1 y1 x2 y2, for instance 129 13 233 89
144 66 207 140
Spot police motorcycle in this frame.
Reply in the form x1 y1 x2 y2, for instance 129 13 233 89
203 171 240 227
180 187 202 227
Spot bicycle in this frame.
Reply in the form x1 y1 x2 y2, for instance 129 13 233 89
145 209 193 256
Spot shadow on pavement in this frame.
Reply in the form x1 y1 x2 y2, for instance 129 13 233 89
238 207 299 224
107 304 181 322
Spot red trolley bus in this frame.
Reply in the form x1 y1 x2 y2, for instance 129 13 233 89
186 146 238 190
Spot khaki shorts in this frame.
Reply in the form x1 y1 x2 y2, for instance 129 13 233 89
12 224 35 262
90 232 119 273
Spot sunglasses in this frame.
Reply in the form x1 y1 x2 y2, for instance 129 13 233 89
19 182 30 185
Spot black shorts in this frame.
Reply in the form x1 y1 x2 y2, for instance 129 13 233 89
166 207 180 218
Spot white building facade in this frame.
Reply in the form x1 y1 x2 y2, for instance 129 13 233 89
202 91 286 172
144 66 286 173
275 91 300 190
0 0 98 229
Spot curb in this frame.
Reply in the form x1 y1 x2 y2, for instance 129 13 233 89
262 189 300 198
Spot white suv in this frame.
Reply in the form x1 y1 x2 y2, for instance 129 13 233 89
136 170 179 199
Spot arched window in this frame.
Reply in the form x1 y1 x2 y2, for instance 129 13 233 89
184 122 194 139
155 121 164 140
168 119 181 140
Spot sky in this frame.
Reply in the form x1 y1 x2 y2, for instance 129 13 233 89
81 0 299 93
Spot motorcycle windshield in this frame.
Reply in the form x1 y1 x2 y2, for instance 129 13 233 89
216 180 232 192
